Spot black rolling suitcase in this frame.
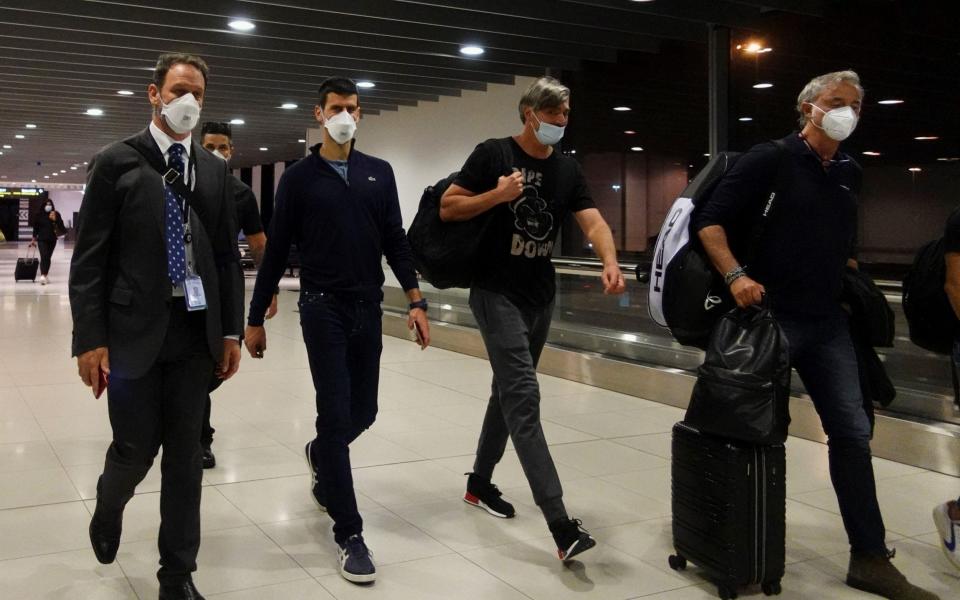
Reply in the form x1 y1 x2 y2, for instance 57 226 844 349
15 247 39 282
669 422 785 599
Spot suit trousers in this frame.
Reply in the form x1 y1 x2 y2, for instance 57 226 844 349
98 299 214 583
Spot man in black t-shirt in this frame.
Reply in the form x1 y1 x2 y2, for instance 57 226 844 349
441 76 625 563
200 122 278 469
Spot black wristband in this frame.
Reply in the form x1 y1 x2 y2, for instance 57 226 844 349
409 298 428 312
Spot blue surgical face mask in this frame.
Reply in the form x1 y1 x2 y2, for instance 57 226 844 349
532 112 565 146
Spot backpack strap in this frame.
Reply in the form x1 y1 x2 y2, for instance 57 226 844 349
495 137 515 177
745 139 789 269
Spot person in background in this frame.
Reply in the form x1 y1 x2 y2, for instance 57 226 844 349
30 198 66 285
198 121 278 469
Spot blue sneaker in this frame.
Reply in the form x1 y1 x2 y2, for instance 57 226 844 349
303 441 327 512
338 534 376 583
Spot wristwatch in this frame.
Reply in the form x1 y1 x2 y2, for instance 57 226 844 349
409 298 428 312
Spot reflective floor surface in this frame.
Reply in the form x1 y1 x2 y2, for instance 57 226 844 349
0 241 958 599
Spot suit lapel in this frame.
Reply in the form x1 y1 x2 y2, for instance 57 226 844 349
124 129 167 238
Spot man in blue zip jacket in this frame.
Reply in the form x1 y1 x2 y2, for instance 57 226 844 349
243 77 429 585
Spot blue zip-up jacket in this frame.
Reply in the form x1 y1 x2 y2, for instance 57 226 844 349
248 144 419 325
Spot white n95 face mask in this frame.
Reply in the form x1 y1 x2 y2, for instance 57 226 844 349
811 104 858 141
160 93 202 134
324 110 357 145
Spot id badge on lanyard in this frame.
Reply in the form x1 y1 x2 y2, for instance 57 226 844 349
182 209 207 312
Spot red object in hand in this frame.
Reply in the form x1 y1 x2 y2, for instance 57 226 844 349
94 368 108 399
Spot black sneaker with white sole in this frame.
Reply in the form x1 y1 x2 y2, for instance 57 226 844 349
338 534 376 584
549 517 596 562
303 440 327 512
463 472 515 518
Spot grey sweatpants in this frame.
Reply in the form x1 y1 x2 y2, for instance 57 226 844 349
469 287 566 523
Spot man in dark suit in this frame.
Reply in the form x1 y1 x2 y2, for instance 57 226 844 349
69 53 244 600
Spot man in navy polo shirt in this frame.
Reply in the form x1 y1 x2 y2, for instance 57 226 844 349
244 77 430 585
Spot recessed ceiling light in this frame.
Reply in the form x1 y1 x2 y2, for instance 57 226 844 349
569 149 576 154
52 173 58 176
2 145 11 149
30 179 35 183
83 161 88 165
703 153 711 157
908 167 922 172
738 117 753 122
43 175 49 179
70 166 78 170
356 81 376 89
862 151 881 156
25 124 36 129
459 45 485 56
14 134 24 139
624 130 636 135
878 99 904 105
259 147 268 151
613 106 632 112
914 136 939 141
297 139 306 143
753 82 774 89
743 42 763 53
228 19 255 32
60 169 66 173
937 157 960 162
117 90 134 96
630 146 644 152
280 103 298 109
85 108 104 116
229 118 245 125
611 184 621 190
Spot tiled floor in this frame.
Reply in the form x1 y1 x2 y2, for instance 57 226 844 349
1 242 959 599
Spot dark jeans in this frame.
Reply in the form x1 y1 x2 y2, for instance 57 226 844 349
38 238 56 275
300 291 382 545
778 309 887 555
469 288 566 523
98 300 213 583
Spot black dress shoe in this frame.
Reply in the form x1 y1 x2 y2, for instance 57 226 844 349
201 446 216 469
89 507 122 564
159 578 206 600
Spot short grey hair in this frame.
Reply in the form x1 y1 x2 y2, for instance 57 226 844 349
518 77 570 123
796 70 864 127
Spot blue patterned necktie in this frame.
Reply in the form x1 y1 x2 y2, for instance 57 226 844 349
165 143 187 286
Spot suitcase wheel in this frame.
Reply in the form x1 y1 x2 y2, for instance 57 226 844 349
762 580 782 596
717 584 737 600
667 554 687 571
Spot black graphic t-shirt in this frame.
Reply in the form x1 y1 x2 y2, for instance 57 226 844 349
454 137 595 307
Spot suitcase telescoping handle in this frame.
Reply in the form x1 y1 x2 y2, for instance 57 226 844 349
23 244 37 260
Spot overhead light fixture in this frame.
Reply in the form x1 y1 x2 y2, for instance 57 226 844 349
14 134 24 139
569 149 576 154
753 82 774 89
908 167 922 172
878 99 904 105
297 138 306 143
914 136 939 141
356 81 376 89
759 47 773 53
613 106 632 112
738 117 753 122
259 147 268 151
25 124 36 129
2 145 11 149
228 19 255 32
85 108 104 116
937 157 960 162
70 166 78 170
52 173 58 177
630 146 644 152
459 45 485 56
44 175 49 179
280 103 298 109
624 130 636 135
117 90 134 96
229 118 245 125
743 42 763 53
611 184 622 191
60 169 66 173
703 153 711 157
862 151 881 156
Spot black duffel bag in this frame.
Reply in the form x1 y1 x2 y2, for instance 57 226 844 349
684 300 791 445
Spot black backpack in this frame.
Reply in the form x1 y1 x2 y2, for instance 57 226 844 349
902 237 956 354
684 301 792 445
407 138 513 289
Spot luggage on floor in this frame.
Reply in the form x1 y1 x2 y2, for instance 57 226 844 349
14 247 39 282
669 422 785 599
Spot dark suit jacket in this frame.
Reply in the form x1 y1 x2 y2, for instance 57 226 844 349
69 128 244 379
